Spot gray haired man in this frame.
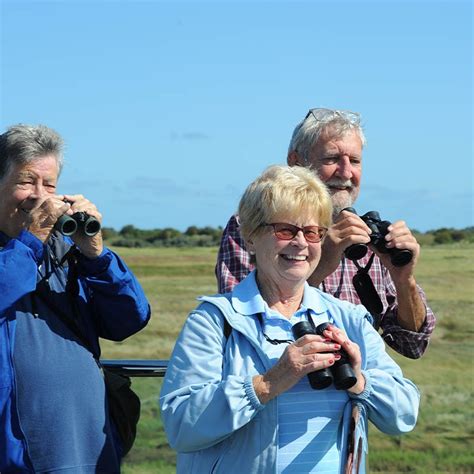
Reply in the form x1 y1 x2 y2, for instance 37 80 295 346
216 108 435 359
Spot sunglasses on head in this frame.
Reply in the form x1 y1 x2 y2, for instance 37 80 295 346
305 107 361 125
262 223 327 243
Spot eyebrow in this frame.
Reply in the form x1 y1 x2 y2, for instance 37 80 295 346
16 171 36 179
322 153 362 160
16 171 57 182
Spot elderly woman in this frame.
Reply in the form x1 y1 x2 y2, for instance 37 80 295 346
160 165 419 473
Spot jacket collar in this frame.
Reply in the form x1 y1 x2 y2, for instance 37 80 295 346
231 270 327 317
0 229 72 266
0 230 10 247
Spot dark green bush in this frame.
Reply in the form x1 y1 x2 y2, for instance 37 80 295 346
105 225 473 248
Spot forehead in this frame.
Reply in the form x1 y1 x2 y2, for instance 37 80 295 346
9 155 59 179
313 128 363 155
270 209 320 226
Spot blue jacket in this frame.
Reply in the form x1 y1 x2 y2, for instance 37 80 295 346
0 230 150 473
160 272 419 474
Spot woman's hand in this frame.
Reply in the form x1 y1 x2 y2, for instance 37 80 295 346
27 195 71 243
63 194 104 259
322 325 365 395
253 335 341 404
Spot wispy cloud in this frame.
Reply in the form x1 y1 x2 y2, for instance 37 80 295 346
118 176 241 200
169 131 210 141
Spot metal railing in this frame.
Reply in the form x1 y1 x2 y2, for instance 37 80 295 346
101 359 168 377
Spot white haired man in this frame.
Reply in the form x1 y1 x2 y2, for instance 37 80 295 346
216 108 435 359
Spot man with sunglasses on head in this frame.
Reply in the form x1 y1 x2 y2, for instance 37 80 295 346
216 108 435 359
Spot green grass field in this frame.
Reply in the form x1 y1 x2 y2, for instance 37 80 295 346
99 244 474 473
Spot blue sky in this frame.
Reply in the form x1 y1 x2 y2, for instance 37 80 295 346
1 0 472 232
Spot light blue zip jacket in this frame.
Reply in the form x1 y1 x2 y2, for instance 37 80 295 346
160 272 420 473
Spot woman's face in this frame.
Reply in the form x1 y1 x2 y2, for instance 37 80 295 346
0 155 59 237
247 214 323 290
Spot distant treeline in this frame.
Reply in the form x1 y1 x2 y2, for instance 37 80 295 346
103 225 223 247
103 225 474 248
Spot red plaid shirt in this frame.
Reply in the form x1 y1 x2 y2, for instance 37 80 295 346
215 214 436 359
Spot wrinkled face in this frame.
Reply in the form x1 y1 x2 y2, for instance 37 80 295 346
306 128 363 214
0 155 59 237
247 214 323 290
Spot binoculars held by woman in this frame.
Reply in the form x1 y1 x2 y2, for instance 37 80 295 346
292 321 357 390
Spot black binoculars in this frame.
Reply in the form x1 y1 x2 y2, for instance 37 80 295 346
292 321 357 390
343 207 413 267
55 212 101 237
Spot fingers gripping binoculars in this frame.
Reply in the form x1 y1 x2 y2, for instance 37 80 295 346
343 207 413 267
55 212 101 237
292 321 357 390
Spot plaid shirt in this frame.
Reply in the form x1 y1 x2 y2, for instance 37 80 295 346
215 214 436 359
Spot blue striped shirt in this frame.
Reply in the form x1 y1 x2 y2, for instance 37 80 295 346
261 304 348 473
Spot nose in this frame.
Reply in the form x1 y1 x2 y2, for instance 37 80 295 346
29 182 47 199
335 155 353 180
291 230 308 247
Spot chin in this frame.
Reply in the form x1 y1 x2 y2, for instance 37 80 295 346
285 268 314 282
331 193 358 215
331 200 352 215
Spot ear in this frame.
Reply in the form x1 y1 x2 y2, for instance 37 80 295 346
287 150 302 167
246 239 256 255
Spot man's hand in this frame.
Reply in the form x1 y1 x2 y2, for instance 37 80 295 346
374 220 420 284
308 209 371 287
372 220 426 332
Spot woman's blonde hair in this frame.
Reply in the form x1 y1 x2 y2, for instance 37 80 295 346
238 165 333 243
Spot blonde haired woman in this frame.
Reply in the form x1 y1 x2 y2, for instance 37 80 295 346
160 165 419 474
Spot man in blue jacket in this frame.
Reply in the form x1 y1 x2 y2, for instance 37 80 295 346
0 124 151 473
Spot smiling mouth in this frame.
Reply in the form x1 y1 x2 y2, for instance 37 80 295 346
281 255 307 261
328 185 352 192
